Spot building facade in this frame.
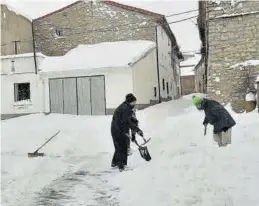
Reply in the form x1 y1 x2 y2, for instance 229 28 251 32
198 0 259 112
33 0 183 101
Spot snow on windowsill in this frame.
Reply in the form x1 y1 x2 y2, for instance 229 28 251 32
13 100 32 106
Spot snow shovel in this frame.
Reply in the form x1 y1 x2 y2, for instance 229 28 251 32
28 130 60 157
134 140 151 162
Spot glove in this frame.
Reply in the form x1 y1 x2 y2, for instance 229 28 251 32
203 117 208 126
222 127 229 133
137 130 143 137
131 134 136 142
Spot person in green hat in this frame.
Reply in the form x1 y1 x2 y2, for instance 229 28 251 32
192 95 236 147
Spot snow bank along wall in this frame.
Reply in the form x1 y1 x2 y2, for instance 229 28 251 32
205 1 259 112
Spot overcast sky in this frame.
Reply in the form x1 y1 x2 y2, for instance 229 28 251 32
1 0 201 53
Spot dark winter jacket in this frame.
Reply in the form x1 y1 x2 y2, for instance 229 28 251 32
111 101 141 136
130 110 139 140
201 98 236 133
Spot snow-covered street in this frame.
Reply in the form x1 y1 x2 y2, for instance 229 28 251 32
2 95 259 206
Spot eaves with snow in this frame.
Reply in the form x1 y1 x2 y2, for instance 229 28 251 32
39 40 156 72
180 54 201 77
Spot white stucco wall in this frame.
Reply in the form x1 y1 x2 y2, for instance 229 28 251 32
156 26 176 99
1 74 45 114
132 48 159 105
1 53 45 74
41 67 133 113
1 54 45 115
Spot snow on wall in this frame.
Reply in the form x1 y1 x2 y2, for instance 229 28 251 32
214 11 259 19
39 41 156 72
256 75 259 83
230 60 259 68
245 92 256 101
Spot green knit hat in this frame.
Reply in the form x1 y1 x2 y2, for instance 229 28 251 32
192 96 203 106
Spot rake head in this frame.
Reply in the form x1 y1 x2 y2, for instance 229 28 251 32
27 152 45 157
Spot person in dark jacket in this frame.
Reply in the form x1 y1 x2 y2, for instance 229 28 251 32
127 108 139 156
111 93 143 171
192 96 236 147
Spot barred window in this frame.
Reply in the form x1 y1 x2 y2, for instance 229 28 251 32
14 83 30 102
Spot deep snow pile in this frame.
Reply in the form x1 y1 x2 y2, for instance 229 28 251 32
39 40 155 72
1 94 259 206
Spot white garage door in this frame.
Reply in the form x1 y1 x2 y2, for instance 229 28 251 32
49 76 106 115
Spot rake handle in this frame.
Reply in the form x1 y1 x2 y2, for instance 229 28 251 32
33 130 60 153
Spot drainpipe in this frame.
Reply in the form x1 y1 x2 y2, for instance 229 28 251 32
155 26 161 103
32 21 38 74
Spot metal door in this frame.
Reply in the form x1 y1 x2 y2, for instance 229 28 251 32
77 77 91 115
49 79 63 113
90 76 105 115
63 78 77 115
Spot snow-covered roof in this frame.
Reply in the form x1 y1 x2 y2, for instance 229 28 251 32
230 60 259 68
39 40 156 72
180 66 195 77
180 54 201 67
0 52 45 59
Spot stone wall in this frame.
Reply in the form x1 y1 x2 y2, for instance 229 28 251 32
33 1 158 56
206 1 259 112
226 65 259 112
181 75 195 95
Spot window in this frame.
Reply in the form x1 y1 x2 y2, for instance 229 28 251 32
162 78 165 91
14 83 30 102
55 28 64 37
166 82 169 94
154 87 157 97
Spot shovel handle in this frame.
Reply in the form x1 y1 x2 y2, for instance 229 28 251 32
204 125 207 136
133 140 142 148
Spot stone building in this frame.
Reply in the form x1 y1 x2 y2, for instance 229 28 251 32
32 0 183 101
194 57 206 93
1 4 34 55
198 0 259 112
